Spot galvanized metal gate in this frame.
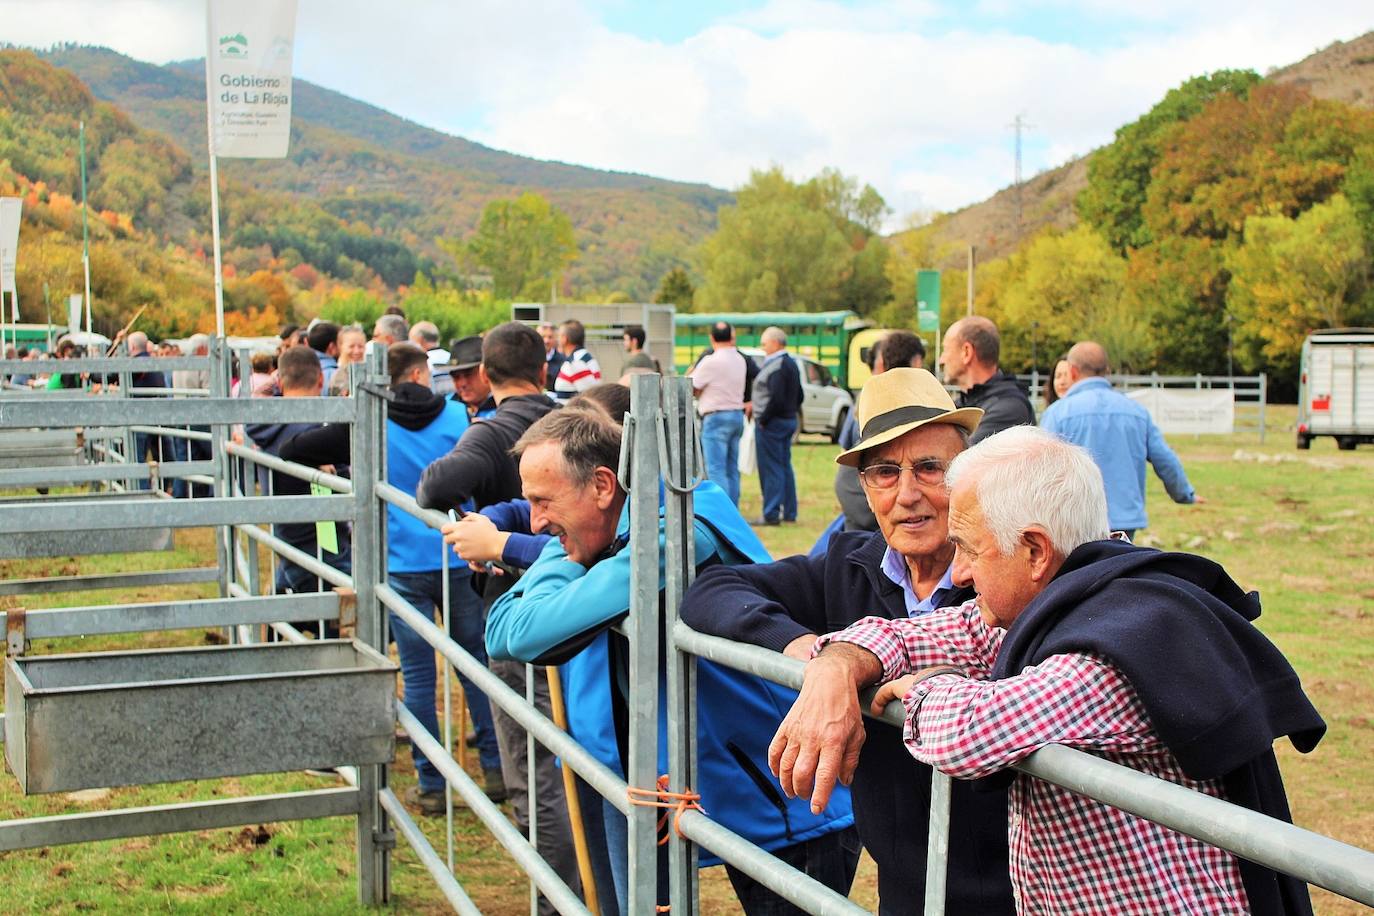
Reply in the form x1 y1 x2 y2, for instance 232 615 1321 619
1 345 1371 913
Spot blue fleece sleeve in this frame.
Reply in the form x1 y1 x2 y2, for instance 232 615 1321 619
480 499 532 533
502 533 552 569
486 521 719 663
476 499 550 568
1145 419 1195 504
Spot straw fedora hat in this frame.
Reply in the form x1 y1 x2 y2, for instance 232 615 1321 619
835 368 983 467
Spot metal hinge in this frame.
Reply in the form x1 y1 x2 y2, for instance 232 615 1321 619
6 606 28 656
372 829 397 851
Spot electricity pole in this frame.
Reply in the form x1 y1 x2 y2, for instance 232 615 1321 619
1008 113 1035 229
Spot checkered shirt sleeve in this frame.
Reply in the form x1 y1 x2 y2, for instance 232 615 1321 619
813 600 1003 679
818 602 1250 913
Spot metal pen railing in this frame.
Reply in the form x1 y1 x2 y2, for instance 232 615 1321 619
5 348 1369 915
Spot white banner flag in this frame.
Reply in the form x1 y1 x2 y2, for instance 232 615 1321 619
206 0 299 158
0 196 21 300
68 294 83 336
1127 388 1235 435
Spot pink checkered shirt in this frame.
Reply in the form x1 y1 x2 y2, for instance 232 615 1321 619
818 602 1250 915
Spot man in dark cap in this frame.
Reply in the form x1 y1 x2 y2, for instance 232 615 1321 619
447 336 496 419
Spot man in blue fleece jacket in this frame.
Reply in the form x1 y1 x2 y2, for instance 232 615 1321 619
486 405 857 916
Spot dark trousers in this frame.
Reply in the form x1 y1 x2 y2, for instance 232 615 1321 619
756 416 799 522
388 567 502 784
725 826 862 915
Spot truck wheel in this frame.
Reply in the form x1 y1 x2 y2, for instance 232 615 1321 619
1296 433 1311 450
831 407 849 444
1337 436 1357 451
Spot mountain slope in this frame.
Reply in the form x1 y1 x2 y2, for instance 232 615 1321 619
39 45 731 298
909 30 1374 269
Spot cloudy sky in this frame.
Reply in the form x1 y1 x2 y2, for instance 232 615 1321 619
4 1 1371 225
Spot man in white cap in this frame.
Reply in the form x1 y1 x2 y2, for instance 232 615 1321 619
680 368 1016 916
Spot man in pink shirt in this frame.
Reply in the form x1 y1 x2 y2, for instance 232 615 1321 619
690 321 749 504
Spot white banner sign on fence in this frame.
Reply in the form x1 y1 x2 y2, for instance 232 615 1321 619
1127 388 1235 434
0 196 21 300
68 294 83 336
206 0 299 158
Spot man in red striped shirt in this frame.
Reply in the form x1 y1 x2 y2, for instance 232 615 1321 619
553 319 602 401
770 425 1324 915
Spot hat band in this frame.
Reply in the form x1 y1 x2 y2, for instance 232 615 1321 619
860 404 952 442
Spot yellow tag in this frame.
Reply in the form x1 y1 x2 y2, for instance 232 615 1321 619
311 482 339 554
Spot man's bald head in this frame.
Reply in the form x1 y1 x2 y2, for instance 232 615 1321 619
1067 341 1109 377
127 331 150 354
939 315 1001 391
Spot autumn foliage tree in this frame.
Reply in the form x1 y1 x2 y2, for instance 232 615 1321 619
460 192 578 299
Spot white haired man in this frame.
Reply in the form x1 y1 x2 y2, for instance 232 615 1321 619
770 426 1325 914
752 326 803 525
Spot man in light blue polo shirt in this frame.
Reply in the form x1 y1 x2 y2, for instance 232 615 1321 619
1041 340 1202 539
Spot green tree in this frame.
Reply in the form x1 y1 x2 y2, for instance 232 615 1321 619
981 225 1143 372
1226 195 1372 377
1077 69 1260 252
460 192 577 299
654 266 696 309
695 166 890 313
1120 236 1231 373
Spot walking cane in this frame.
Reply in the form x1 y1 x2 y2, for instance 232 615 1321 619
546 665 601 914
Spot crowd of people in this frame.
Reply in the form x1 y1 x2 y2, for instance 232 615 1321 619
7 309 1320 915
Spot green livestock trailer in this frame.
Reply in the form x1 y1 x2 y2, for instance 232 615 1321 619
674 311 871 389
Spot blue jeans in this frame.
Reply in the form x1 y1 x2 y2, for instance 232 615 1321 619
167 435 190 498
131 432 159 490
272 540 352 596
701 409 744 505
756 416 798 522
602 796 669 916
388 568 501 788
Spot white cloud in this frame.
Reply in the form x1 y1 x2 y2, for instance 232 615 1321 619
3 0 1371 228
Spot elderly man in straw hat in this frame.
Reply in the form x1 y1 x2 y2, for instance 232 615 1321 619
680 368 1015 916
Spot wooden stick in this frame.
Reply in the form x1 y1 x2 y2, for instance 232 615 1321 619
546 665 601 914
104 304 149 356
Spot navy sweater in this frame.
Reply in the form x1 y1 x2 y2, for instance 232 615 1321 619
680 530 1014 916
991 538 1325 916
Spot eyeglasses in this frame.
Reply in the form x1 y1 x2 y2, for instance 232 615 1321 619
858 459 948 490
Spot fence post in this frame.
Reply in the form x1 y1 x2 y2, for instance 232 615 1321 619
210 339 232 606
626 373 664 914
662 376 701 915
352 343 390 905
1259 373 1267 444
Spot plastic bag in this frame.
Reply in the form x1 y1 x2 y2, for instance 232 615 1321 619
738 419 757 475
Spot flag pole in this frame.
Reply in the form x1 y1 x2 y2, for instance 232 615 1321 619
203 4 226 339
80 119 93 348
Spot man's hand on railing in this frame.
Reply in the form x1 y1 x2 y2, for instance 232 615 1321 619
768 645 879 815
781 633 817 662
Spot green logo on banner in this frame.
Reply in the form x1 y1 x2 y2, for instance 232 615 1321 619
219 33 248 58
916 270 940 333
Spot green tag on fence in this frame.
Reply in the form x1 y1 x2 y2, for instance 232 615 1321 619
311 482 339 554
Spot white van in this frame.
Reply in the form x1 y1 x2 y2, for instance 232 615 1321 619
1296 329 1374 450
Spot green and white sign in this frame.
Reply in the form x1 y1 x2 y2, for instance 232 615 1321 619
0 196 21 298
206 0 299 158
916 269 940 333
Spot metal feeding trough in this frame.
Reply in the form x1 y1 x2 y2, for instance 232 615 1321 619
0 491 174 559
4 640 396 794
0 430 83 470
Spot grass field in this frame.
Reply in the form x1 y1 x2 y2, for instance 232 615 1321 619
1 406 1371 914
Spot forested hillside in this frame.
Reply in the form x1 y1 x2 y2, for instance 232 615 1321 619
7 44 729 328
6 32 1374 387
879 33 1374 389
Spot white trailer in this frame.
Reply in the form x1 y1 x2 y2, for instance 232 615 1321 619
1296 328 1374 450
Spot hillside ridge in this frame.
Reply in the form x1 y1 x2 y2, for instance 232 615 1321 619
910 29 1374 269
